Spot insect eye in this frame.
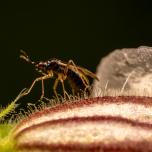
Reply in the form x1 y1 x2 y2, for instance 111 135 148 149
35 62 46 72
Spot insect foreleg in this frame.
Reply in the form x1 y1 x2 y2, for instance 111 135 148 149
41 79 44 99
23 74 52 98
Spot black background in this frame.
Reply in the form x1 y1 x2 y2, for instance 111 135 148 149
1 0 152 106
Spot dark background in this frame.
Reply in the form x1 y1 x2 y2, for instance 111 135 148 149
1 1 152 106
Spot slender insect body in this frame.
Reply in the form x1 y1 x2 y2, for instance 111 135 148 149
36 59 64 74
36 59 90 93
20 50 99 99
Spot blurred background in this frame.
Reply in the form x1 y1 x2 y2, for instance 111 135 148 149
1 0 152 106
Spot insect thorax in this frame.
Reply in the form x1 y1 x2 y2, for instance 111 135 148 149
46 59 65 74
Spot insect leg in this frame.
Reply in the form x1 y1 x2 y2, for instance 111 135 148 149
40 71 53 100
41 79 44 99
60 78 70 99
64 60 78 74
23 74 52 98
65 60 89 88
53 78 59 100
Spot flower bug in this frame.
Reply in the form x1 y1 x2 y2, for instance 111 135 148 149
20 50 99 100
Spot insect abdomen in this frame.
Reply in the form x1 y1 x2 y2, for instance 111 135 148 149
67 69 90 94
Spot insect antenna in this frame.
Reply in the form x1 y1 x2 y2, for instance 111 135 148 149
20 50 35 65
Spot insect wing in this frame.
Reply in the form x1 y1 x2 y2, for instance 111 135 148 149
57 60 99 81
74 66 99 81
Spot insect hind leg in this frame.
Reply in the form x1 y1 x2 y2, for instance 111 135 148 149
64 59 89 89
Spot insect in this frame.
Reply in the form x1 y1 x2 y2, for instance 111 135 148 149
20 50 99 100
